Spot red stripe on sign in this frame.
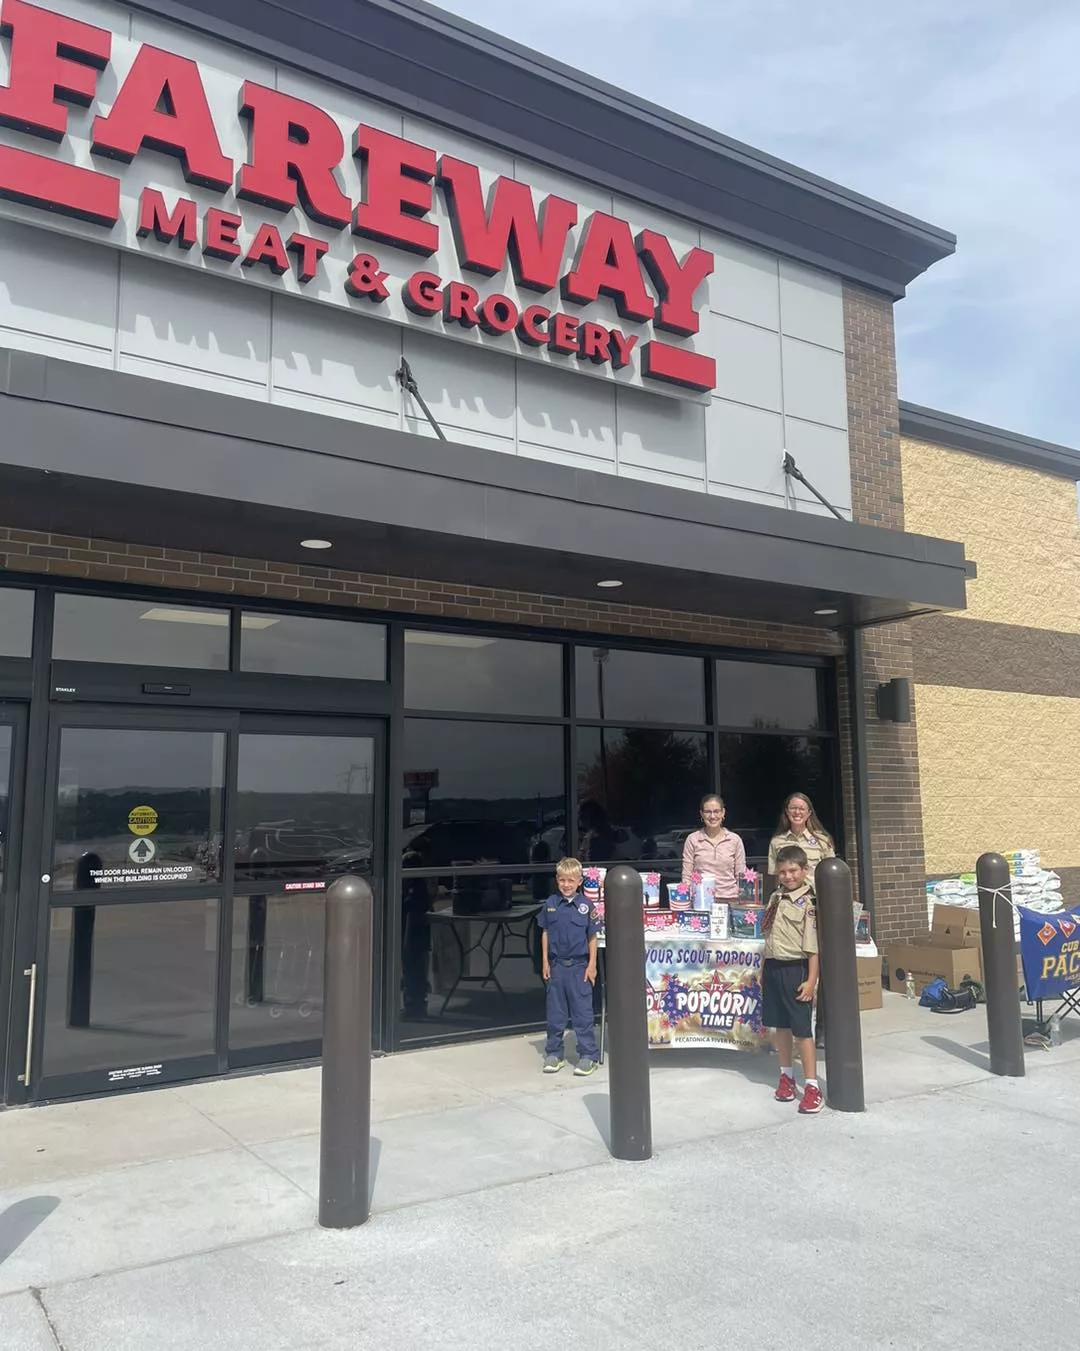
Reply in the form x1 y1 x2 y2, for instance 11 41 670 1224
0 145 120 227
641 340 717 393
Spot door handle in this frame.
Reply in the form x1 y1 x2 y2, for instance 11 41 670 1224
17 963 37 1086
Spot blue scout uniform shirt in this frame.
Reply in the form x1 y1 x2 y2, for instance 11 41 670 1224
538 891 601 961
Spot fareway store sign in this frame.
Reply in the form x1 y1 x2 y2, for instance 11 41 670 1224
0 0 717 396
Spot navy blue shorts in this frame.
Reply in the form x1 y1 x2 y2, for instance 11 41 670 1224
762 958 812 1039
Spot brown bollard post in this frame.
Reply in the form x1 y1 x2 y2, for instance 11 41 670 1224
976 853 1025 1078
604 864 652 1160
319 874 374 1228
815 858 865 1112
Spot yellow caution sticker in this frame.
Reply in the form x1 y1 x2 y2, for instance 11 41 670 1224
127 805 159 837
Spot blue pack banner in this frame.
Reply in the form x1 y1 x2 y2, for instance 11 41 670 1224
1019 906 1080 999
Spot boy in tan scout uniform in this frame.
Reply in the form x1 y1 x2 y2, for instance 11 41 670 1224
762 844 823 1115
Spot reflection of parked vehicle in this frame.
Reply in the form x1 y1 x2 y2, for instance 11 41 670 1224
652 828 693 860
235 821 373 879
402 819 534 869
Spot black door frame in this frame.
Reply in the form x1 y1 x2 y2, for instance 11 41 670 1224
28 705 232 1101
20 705 387 1102
227 711 387 1072
0 701 29 1096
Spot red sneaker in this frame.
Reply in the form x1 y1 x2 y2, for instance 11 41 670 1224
774 1072 797 1103
799 1083 824 1115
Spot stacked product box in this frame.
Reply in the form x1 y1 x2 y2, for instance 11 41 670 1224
729 904 765 940
710 903 730 940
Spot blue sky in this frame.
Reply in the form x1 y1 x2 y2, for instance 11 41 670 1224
435 0 1078 447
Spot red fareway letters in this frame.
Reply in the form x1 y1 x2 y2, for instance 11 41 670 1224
0 0 716 392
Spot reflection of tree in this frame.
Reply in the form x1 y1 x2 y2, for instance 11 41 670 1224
579 730 708 834
718 735 828 835
55 790 217 842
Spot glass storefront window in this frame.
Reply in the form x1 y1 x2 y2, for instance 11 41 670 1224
404 631 563 717
240 612 386 680
53 595 230 669
715 660 822 730
402 720 564 867
41 900 219 1079
716 733 836 865
398 870 548 1040
234 733 376 886
574 727 710 863
0 588 34 657
230 893 325 1053
51 728 225 892
576 647 705 724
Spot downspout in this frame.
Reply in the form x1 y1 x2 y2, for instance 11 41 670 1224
847 625 875 922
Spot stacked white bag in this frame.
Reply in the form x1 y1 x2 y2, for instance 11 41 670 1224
924 849 1064 942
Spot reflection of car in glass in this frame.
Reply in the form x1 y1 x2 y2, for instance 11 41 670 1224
235 821 373 879
652 828 693 860
402 819 537 869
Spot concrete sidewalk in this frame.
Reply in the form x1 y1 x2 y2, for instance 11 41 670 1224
2 993 1079 1350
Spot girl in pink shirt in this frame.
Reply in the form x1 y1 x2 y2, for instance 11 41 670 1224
681 793 746 899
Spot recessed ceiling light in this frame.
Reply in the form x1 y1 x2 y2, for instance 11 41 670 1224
404 632 497 649
140 607 229 627
814 607 839 616
300 538 333 550
596 579 623 589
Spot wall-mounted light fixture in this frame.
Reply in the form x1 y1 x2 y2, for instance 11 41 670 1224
876 677 912 723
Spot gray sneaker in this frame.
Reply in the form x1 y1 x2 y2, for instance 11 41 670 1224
574 1059 599 1077
543 1055 565 1074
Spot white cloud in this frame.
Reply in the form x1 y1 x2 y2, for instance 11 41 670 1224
435 0 1080 445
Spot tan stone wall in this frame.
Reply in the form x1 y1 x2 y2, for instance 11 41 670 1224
903 437 1080 633
916 684 1080 875
905 436 1080 880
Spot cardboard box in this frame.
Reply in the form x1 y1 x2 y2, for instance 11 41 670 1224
857 955 883 1011
931 904 980 949
886 942 983 995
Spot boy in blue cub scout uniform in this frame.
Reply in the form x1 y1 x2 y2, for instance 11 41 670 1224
538 857 601 1076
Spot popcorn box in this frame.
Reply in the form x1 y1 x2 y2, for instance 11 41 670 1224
854 909 871 944
642 872 661 909
582 868 605 906
738 870 762 904
676 912 711 934
691 873 716 912
710 903 730 941
729 905 764 940
644 911 679 932
666 883 691 912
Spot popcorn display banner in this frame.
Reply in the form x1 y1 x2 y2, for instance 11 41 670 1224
645 942 768 1050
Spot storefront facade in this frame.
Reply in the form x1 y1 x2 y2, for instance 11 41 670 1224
0 0 969 1103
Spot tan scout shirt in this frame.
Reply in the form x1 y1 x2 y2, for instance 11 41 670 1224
767 829 835 880
762 883 818 962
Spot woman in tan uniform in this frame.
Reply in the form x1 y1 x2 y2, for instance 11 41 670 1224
767 793 835 880
768 792 836 1048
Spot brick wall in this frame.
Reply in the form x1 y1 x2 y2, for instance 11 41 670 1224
844 284 928 941
0 526 841 655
